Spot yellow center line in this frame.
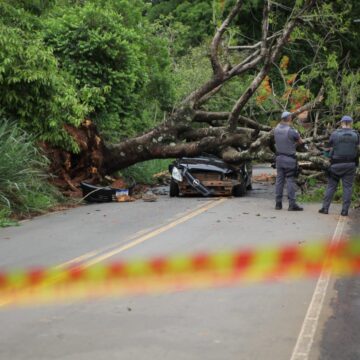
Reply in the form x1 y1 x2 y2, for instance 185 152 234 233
84 198 227 267
54 198 226 270
0 198 226 308
54 251 100 270
55 229 158 270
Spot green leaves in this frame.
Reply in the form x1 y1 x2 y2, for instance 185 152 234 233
41 1 174 142
0 121 61 222
0 13 87 151
0 0 174 148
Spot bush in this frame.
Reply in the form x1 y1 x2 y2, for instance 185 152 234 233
43 0 174 142
0 1 174 150
119 159 172 185
299 178 360 205
0 121 61 225
0 2 88 151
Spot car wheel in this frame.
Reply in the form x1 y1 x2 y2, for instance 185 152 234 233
232 182 247 197
169 179 180 197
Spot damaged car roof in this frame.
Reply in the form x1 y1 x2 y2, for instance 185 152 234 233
176 156 236 174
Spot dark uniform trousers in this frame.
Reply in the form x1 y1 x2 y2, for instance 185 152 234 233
322 163 356 212
275 155 297 207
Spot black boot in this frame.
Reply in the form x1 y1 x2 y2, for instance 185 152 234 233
318 208 328 214
275 202 282 210
341 209 348 216
288 204 303 211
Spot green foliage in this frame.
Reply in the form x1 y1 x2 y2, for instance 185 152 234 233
0 0 174 148
172 45 212 103
43 3 145 138
119 159 172 185
299 186 325 203
43 0 174 141
300 178 360 205
0 121 61 224
173 1 214 46
8 0 54 15
0 2 88 151
172 43 253 113
304 67 360 128
150 0 360 126
0 208 19 228
148 1 214 58
0 0 359 154
147 0 265 51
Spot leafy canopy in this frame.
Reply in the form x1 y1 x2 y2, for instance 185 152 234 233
0 0 174 148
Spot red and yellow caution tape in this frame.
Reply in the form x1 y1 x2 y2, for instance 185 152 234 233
0 238 360 307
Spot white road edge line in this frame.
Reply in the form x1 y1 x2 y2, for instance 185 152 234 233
289 216 346 360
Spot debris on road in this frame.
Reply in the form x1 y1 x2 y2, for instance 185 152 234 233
152 186 169 196
253 173 276 183
142 193 158 202
116 195 135 203
153 171 171 185
80 181 135 203
112 179 128 189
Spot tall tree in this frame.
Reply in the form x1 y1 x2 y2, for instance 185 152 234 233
102 0 327 174
1 0 359 186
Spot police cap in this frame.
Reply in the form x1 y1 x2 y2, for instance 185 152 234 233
341 115 353 123
281 111 292 120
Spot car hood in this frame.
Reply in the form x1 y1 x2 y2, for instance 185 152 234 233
176 156 235 174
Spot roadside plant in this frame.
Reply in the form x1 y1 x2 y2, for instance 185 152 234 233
0 121 61 224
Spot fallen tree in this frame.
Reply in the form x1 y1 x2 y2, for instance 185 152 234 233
49 0 335 188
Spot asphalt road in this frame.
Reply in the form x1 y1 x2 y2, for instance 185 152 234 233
0 165 357 360
317 209 360 360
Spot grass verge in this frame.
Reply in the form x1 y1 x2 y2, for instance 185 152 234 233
118 159 172 185
0 121 62 227
299 178 360 207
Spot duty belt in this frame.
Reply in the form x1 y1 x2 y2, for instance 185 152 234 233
276 152 297 160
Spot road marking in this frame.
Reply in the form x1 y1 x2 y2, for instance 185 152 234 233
54 199 226 270
54 251 100 269
289 215 347 360
84 198 227 267
0 199 226 308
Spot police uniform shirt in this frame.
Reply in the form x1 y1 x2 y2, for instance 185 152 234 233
274 123 300 155
329 128 360 175
274 124 300 169
329 128 360 160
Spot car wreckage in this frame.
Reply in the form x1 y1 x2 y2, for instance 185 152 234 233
168 155 252 197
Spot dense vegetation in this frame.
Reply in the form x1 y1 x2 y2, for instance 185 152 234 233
0 0 174 149
0 0 359 224
0 121 61 226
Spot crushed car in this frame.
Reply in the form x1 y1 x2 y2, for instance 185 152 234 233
168 155 252 197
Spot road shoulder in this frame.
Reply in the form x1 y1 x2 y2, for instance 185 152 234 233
316 209 360 360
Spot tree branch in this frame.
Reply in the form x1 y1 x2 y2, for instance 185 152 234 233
261 0 271 56
228 0 317 131
194 111 271 131
228 31 282 51
210 0 244 75
292 86 324 118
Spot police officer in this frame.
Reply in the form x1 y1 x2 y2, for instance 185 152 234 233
319 115 359 216
274 111 304 211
